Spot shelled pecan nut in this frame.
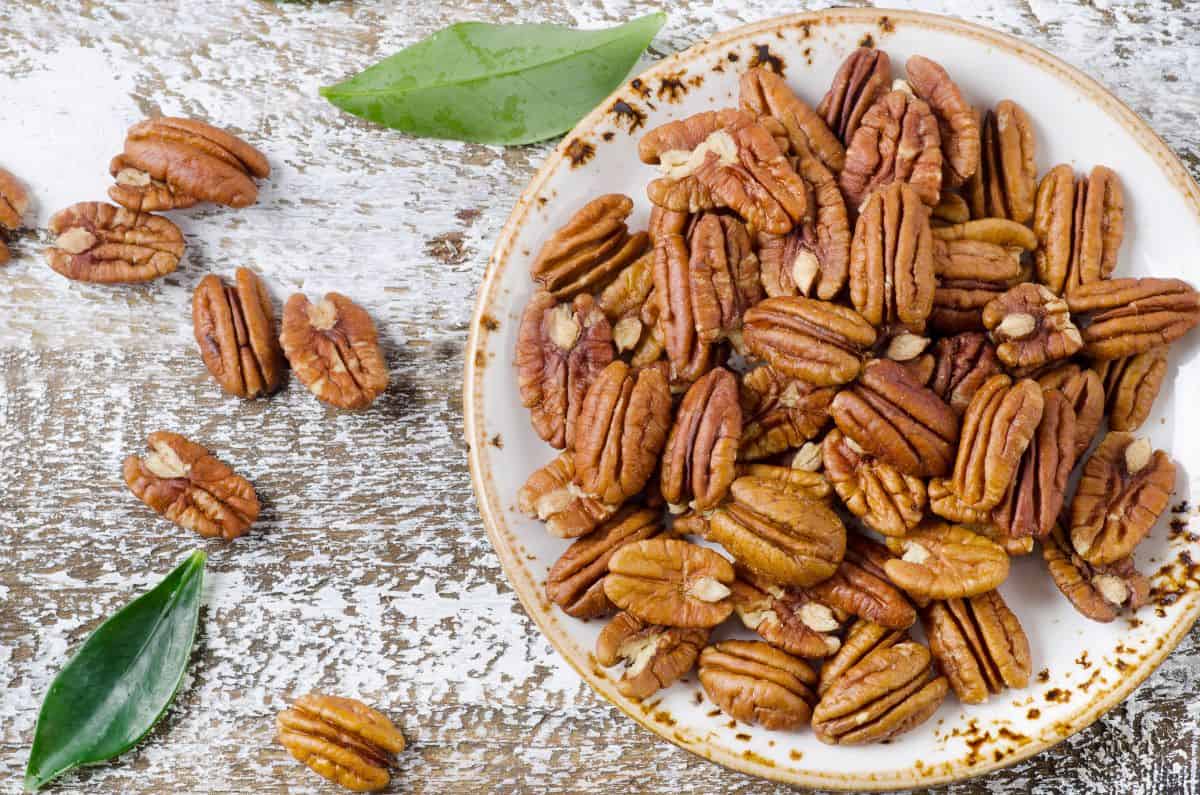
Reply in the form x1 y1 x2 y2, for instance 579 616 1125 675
1043 524 1150 622
982 282 1083 373
884 522 1010 600
932 237 1023 284
737 457 832 502
597 251 655 353
973 521 1036 557
1067 277 1200 359
926 478 992 525
905 55 980 189
193 268 285 399
46 201 184 283
530 194 648 299
929 280 1009 335
808 546 917 630
730 569 842 658
699 640 818 729
952 374 1044 510
931 217 1038 250
518 452 619 539
1096 349 1168 432
817 48 892 145
966 101 1036 223
737 365 836 460
276 693 404 792
604 537 735 627
123 431 259 540
688 212 763 345
1033 164 1124 295
743 296 877 386
993 390 1076 539
596 611 707 700
817 618 907 695
822 428 925 537
0 167 28 265
660 368 742 511
741 67 845 173
923 590 1031 704
839 89 943 209
544 507 661 617
654 232 713 384
280 291 389 409
1036 363 1105 458
849 182 935 332
932 191 970 224
929 332 1002 415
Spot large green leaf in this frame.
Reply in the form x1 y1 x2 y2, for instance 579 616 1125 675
24 551 207 791
320 13 666 145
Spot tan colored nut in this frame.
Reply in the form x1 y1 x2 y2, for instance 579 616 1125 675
687 212 764 347
737 365 836 460
927 478 992 525
1036 363 1105 459
661 368 742 511
952 374 1045 511
648 206 690 244
830 358 960 477
192 268 285 399
818 618 908 695
1096 349 1169 432
653 232 712 384
932 191 971 224
929 279 1009 335
707 475 845 587
808 540 917 630
736 460 831 502
598 250 655 342
743 296 877 386
1043 524 1150 622
931 218 1038 251
280 292 389 409
1070 432 1175 566
884 522 1010 600
812 640 949 745
885 332 931 363
1067 277 1200 359
972 521 1035 557
982 282 1083 373
596 611 707 700
530 194 648 299
840 89 943 208
923 590 1031 704
966 101 1037 223
46 201 184 283
518 452 619 539
276 693 404 792
817 48 892 145
849 182 936 333
741 66 845 174
544 506 661 618
993 390 1076 539
730 569 842 658
1033 164 1124 295
932 237 1023 284
699 640 818 729
905 55 980 188
604 537 735 628
123 431 258 540
929 332 1003 415
822 428 925 537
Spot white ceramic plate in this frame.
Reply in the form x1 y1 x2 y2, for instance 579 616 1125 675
465 9 1200 789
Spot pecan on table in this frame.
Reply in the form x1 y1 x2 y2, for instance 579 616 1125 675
46 201 184 283
109 117 270 211
687 212 763 349
530 194 648 299
830 358 959 478
574 361 672 504
123 431 258 540
1043 524 1150 622
280 291 389 409
544 507 661 617
982 282 1083 373
737 365 836 460
699 640 819 729
952 374 1044 511
193 268 285 399
516 291 614 448
992 390 1075 539
730 568 842 658
905 55 980 189
822 428 926 537
817 47 892 145
965 101 1037 223
1033 164 1124 295
1036 362 1105 459
809 536 917 630
928 332 1002 415
653 232 712 384
604 537 735 628
276 693 404 792
0 167 29 266
1067 277 1200 359
926 477 992 525
741 67 845 174
817 618 907 696
1070 432 1175 566
518 452 618 539
1095 349 1168 432
597 251 656 354
596 611 707 699
923 590 1031 704
737 454 832 502
884 522 1010 600
839 88 943 209
849 182 935 333
743 296 877 386
660 367 741 511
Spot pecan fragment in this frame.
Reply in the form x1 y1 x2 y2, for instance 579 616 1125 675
849 182 935 332
822 428 925 537
817 618 906 695
905 55 980 188
929 332 1002 414
743 296 876 386
840 89 942 209
1096 349 1168 432
544 507 660 617
661 368 741 511
731 569 842 658
1036 363 1105 459
598 251 656 354
518 452 618 539
1043 524 1150 622
966 101 1036 222
952 374 1044 510
699 640 818 729
993 391 1075 539
530 194 648 298
276 693 404 792
604 538 734 628
884 522 1010 600
1068 277 1200 359
817 48 892 145
596 611 707 699
46 201 184 283
923 590 1031 704
123 431 258 540
737 365 836 460
1033 165 1124 294
280 292 389 409
740 67 844 173
983 282 1082 373
192 268 285 399
0 167 29 266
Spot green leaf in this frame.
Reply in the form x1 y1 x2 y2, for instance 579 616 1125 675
320 13 666 145
24 551 207 791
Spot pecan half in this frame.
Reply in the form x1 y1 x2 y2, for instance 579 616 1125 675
699 640 818 729
276 693 404 793
737 457 832 502
530 194 648 299
927 478 992 525
737 365 836 460
929 280 1009 335
849 182 935 332
653 233 712 384
280 292 389 409
929 332 1002 414
731 569 842 658
604 538 734 628
1067 277 1200 359
1033 164 1124 295
648 206 690 244
809 541 917 630
688 212 763 346
0 167 29 266
741 67 844 173
192 268 284 399
932 191 970 224
661 368 742 511
1043 524 1150 622
109 117 270 211
822 428 925 537
817 48 892 145
932 217 1038 250
743 296 877 386
123 431 258 540
982 282 1083 373
1096 349 1168 432
596 611 707 699
884 522 1010 600
923 590 1031 704
518 452 618 539
992 390 1076 539
905 55 980 188
952 374 1044 510
1070 432 1175 566
966 101 1036 222
46 201 184 283
840 89 943 209
597 251 655 353
1036 363 1105 459
932 238 1023 284
817 618 907 695
544 507 660 617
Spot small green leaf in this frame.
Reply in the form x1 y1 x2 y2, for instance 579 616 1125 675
24 551 207 791
320 13 666 145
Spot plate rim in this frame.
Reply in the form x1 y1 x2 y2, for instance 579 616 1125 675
463 8 1200 789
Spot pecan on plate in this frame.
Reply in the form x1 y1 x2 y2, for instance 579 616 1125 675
276 693 404 792
839 88 943 209
648 205 690 244
1036 362 1105 459
830 358 959 477
992 390 1075 539
932 191 970 225
699 640 818 729
817 618 906 695
109 117 270 211
597 251 656 354
280 291 389 409
965 101 1037 223
596 611 707 699
706 475 845 587
741 67 845 174
973 521 1035 557
123 431 258 540
884 522 1010 600
1096 349 1168 432
1033 164 1124 295
952 374 1044 511
1069 432 1175 566
518 452 618 539
1043 524 1150 622
0 167 29 266
822 428 925 537
892 342 935 382
46 201 184 283
1067 277 1200 359
653 232 712 384
530 194 648 299
604 537 734 628
639 109 809 234
929 332 1003 415
926 477 992 525
849 182 935 333
737 365 836 460
515 291 614 448
661 368 741 511
923 590 1031 704
809 536 917 630
982 282 1083 373
932 237 1023 285
812 640 949 745
737 452 832 502
905 55 980 189
192 268 285 399
929 280 1010 335
545 507 661 617
687 212 763 348
817 48 892 145
743 296 877 386
730 569 842 658
574 361 672 504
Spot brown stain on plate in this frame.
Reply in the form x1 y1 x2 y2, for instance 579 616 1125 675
657 71 689 102
748 44 785 74
565 138 595 167
610 99 648 132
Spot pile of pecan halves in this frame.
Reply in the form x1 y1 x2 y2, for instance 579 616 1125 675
513 48 1200 743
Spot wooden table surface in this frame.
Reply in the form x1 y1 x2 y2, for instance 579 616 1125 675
2 1 1199 793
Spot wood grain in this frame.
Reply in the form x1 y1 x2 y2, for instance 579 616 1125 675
2 1 1199 793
